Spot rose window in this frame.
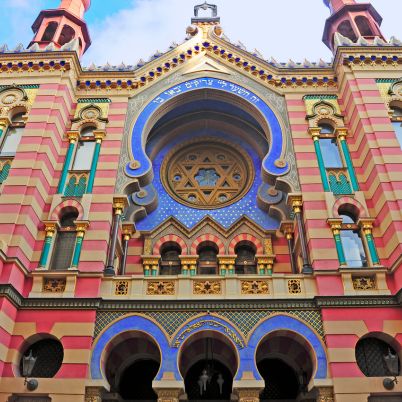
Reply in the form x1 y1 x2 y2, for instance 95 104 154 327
161 139 254 209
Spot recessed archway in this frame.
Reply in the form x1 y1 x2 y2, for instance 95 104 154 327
179 330 238 401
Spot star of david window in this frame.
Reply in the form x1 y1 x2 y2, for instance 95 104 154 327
161 139 254 209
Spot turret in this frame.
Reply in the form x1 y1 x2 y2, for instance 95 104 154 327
29 0 91 57
322 0 385 52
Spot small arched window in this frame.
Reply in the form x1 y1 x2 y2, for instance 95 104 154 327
356 337 400 377
318 124 343 168
197 242 218 275
338 20 358 42
58 25 75 46
355 16 374 37
0 112 25 155
49 209 78 270
235 243 256 274
41 22 58 42
160 242 182 275
339 211 367 268
390 106 402 148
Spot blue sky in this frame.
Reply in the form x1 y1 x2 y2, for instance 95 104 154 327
1 0 401 66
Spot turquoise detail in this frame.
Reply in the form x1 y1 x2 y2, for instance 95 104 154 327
0 162 11 184
86 141 101 193
303 94 338 100
57 142 75 194
340 139 359 191
64 174 87 197
313 140 330 191
366 233 380 265
39 236 53 268
329 173 353 195
334 233 346 265
77 98 111 103
71 236 83 268
0 127 3 139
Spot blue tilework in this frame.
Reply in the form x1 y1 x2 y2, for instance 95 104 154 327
136 130 279 231
125 77 288 180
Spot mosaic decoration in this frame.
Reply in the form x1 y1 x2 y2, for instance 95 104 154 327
304 94 341 116
74 98 111 120
352 276 377 291
0 159 11 184
161 139 254 209
42 278 66 293
64 173 88 197
146 281 175 295
328 170 353 195
193 280 222 295
114 280 129 295
241 280 269 295
288 279 302 294
94 309 324 339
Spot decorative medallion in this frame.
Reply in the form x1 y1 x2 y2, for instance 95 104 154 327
147 281 175 295
114 280 129 295
161 138 254 209
288 279 302 294
193 280 222 295
352 276 377 291
42 278 66 293
241 280 269 295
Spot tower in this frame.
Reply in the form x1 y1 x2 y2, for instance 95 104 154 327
29 0 91 57
322 0 385 51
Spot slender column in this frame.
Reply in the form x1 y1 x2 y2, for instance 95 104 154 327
328 219 347 266
309 128 330 192
86 131 105 194
57 131 79 194
121 224 134 275
38 222 58 269
71 221 89 269
0 118 10 142
218 256 235 276
105 197 128 276
288 195 312 274
359 219 380 265
336 128 359 191
180 256 197 276
280 221 297 274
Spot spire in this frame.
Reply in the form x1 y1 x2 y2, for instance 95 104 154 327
29 0 91 57
322 0 385 52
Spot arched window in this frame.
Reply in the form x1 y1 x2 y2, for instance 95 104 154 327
49 209 78 270
318 124 343 168
0 112 25 155
356 336 400 377
390 106 402 148
41 22 58 42
338 20 358 42
235 242 256 274
58 25 75 46
339 211 368 268
355 16 374 37
197 242 218 275
160 242 182 275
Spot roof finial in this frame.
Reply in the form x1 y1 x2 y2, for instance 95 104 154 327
192 2 220 24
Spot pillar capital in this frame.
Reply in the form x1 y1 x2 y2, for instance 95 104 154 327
327 218 343 234
280 221 294 237
113 195 129 215
287 193 303 213
358 217 375 234
93 130 106 143
66 130 80 143
122 223 135 240
234 388 262 402
308 127 321 141
42 221 59 236
0 117 11 129
335 127 348 140
74 220 90 237
155 388 183 402
315 385 335 402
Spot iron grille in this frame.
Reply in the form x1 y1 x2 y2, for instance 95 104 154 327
49 231 76 270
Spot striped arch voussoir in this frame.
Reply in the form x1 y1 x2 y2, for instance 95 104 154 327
51 199 84 221
153 235 188 255
190 234 225 255
332 197 367 218
228 234 264 255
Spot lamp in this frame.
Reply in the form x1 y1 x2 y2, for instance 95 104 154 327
22 350 38 391
198 338 223 396
383 349 399 390
298 370 308 394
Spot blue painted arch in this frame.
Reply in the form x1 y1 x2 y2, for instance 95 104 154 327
90 314 179 381
125 77 289 182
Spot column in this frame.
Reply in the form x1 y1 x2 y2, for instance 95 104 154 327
256 256 274 275
328 219 347 266
359 218 380 265
288 194 313 274
309 127 330 192
38 222 58 269
57 131 79 194
105 197 128 276
180 256 197 276
86 130 105 193
71 221 89 269
218 256 235 276
336 128 359 192
121 224 134 275
280 221 297 274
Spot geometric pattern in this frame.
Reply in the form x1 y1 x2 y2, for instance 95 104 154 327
0 161 11 184
329 172 353 195
94 309 324 340
64 174 88 197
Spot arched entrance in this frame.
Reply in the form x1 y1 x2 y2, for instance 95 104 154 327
104 331 161 401
179 331 238 401
256 330 314 402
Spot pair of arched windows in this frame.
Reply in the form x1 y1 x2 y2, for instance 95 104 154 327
337 16 375 43
41 22 76 46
